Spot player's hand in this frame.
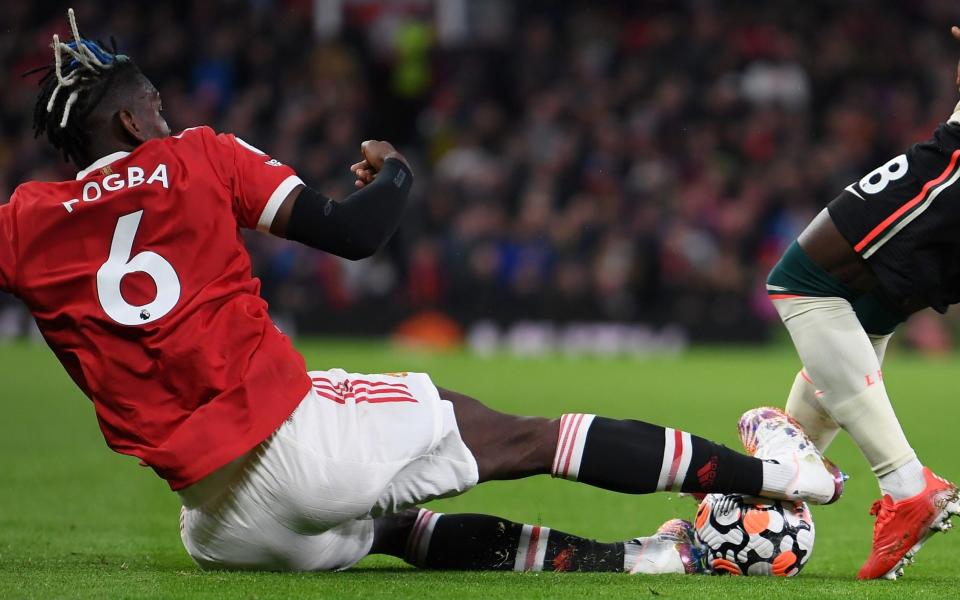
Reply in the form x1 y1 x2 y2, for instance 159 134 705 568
350 141 410 189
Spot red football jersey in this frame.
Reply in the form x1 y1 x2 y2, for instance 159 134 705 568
0 126 311 489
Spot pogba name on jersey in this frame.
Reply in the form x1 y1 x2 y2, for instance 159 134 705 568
62 163 169 213
0 126 313 490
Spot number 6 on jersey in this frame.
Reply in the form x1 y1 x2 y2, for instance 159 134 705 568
96 210 181 325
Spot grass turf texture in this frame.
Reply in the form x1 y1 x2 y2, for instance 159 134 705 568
1 340 957 599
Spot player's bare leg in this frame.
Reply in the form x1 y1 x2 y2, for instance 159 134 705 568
768 209 959 579
436 387 843 504
369 507 706 574
367 398 844 574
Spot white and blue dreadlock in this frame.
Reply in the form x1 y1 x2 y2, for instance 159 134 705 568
31 8 139 164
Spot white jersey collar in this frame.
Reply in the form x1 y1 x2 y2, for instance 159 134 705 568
76 151 131 180
950 100 960 125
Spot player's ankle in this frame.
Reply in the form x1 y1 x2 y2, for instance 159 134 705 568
760 459 796 497
878 458 925 501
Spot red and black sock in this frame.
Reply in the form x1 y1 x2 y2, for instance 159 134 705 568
404 509 625 572
551 414 763 495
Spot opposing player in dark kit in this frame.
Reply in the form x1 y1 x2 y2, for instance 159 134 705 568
1 10 841 574
766 25 960 582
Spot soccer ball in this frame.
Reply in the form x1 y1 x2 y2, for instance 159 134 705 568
694 493 815 576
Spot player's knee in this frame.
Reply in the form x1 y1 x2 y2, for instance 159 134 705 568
477 416 557 480
435 387 556 479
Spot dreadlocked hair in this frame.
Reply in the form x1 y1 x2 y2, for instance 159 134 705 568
29 8 140 165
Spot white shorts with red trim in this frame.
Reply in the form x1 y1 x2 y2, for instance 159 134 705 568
177 369 479 571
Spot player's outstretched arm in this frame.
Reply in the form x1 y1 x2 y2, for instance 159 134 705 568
269 140 413 260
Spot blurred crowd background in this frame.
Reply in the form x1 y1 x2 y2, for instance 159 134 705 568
2 0 960 349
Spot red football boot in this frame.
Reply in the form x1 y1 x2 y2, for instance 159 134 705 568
857 468 959 580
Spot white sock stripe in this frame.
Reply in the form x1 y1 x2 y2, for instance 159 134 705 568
670 431 693 491
514 524 533 571
551 414 571 475
552 413 579 477
656 427 677 490
513 525 550 572
405 509 434 564
404 509 429 562
530 526 551 572
562 414 596 481
413 511 442 566
560 413 585 478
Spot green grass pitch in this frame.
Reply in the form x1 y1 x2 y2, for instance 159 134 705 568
1 340 957 599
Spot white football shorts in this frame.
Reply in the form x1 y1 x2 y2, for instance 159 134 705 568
178 369 479 571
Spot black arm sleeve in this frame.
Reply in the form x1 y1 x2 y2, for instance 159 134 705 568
286 158 413 260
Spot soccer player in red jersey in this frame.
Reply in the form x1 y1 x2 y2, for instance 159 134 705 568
765 27 960 581
1 10 842 574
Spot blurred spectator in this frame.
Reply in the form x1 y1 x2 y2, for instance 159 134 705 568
2 0 960 343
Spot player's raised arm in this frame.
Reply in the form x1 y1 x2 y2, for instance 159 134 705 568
269 140 413 260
